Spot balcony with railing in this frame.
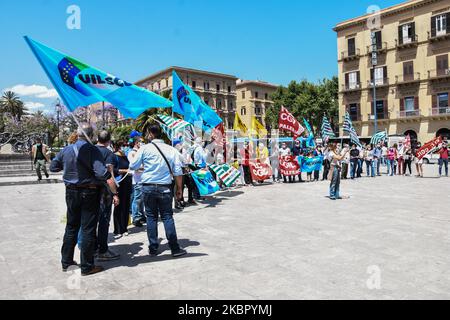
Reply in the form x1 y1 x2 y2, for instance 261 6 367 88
366 42 388 55
430 106 450 116
367 78 389 88
398 109 421 119
340 48 360 61
368 111 390 121
395 73 421 86
341 83 362 93
395 35 419 49
428 69 450 81
428 31 450 42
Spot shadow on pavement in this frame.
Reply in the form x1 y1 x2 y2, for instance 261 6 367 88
104 239 206 269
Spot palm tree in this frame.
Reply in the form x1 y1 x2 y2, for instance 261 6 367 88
135 89 172 134
0 91 28 121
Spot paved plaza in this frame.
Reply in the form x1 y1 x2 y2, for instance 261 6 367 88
0 165 449 300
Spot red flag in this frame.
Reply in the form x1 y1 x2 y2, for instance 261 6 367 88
279 156 300 176
278 106 305 138
416 136 443 160
249 161 273 181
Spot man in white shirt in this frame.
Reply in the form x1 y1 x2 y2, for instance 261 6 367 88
129 125 186 258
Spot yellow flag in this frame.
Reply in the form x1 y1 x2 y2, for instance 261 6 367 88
233 113 248 136
251 116 268 138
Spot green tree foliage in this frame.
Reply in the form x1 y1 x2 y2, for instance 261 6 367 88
0 91 29 122
265 77 339 135
135 89 172 134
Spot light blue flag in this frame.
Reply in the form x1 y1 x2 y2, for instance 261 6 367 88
25 37 173 119
172 71 222 133
303 118 316 148
298 156 324 173
191 169 220 196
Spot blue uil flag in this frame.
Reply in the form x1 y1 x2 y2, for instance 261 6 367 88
172 70 222 133
25 37 173 119
298 156 324 173
191 169 220 196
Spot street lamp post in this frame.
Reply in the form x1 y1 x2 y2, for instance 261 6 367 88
55 99 62 146
371 31 378 135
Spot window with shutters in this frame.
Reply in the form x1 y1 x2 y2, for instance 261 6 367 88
255 91 259 99
401 23 413 43
438 93 449 113
216 84 220 92
436 14 447 37
348 103 359 121
348 71 359 89
228 86 231 93
403 61 414 81
242 91 245 99
192 81 196 88
265 93 268 100
241 107 246 116
405 97 415 116
436 55 449 76
348 38 356 56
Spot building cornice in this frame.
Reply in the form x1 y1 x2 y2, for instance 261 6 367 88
333 0 442 32
236 80 279 89
135 66 238 85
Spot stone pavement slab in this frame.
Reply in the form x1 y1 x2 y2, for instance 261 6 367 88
0 165 449 300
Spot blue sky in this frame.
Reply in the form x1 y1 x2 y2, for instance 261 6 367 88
0 0 400 113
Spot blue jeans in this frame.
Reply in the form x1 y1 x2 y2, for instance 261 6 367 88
97 191 113 254
131 184 145 223
365 160 372 176
329 166 341 199
439 159 449 176
386 159 391 175
143 185 181 253
350 158 358 179
371 160 377 177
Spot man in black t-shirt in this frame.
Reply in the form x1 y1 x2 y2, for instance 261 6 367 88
95 130 120 262
349 144 360 179
32 137 50 181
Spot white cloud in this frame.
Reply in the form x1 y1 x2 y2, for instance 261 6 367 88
24 102 45 110
4 84 58 99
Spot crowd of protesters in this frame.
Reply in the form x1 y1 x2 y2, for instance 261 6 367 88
44 121 449 275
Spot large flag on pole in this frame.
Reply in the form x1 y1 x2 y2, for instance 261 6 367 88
303 118 316 148
172 71 222 133
278 106 304 138
370 131 387 146
321 116 336 142
343 112 362 147
157 114 196 142
251 116 268 138
233 113 248 136
24 37 173 119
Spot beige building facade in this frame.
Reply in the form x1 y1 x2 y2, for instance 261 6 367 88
334 0 450 143
135 66 238 129
236 80 278 128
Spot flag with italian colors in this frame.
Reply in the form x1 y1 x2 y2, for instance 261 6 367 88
209 164 241 187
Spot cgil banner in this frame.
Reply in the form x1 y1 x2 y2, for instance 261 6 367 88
279 156 300 176
191 169 220 196
298 156 324 173
278 106 305 138
250 161 273 181
416 136 443 160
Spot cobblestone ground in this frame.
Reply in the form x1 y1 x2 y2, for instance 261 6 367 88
0 165 449 300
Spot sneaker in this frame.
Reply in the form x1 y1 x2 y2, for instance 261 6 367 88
97 249 120 262
81 266 104 276
62 261 79 272
149 249 160 257
172 248 187 258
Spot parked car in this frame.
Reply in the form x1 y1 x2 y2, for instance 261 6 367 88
422 152 440 165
